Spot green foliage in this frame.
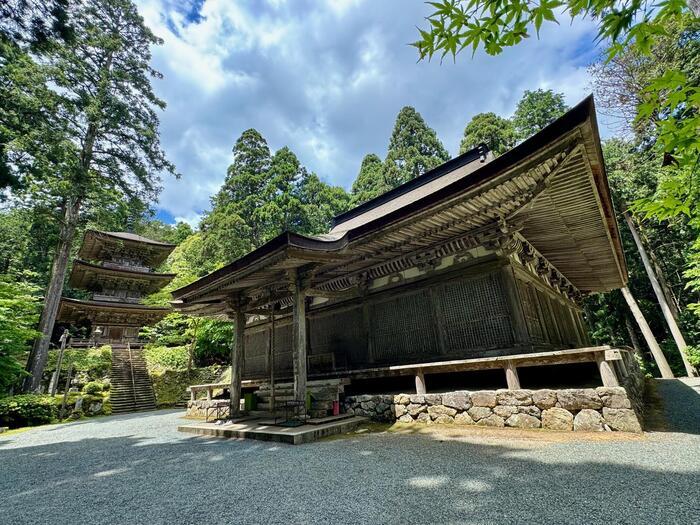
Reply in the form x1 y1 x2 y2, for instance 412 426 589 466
350 154 390 205
150 366 223 407
383 106 450 187
200 128 349 270
685 345 700 368
81 381 105 394
144 345 190 372
413 0 690 62
459 112 516 155
0 394 57 428
45 345 112 380
512 89 568 139
0 273 41 392
194 320 233 366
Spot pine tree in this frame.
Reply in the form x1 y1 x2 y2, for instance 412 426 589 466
22 0 176 391
383 106 449 187
512 89 568 140
459 112 516 156
350 153 389 205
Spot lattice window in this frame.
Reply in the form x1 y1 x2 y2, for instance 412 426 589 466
517 280 545 343
244 330 268 377
537 291 560 345
437 272 514 353
309 306 365 369
272 323 293 375
370 291 439 363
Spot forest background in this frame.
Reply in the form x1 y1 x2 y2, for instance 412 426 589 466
1 1 698 398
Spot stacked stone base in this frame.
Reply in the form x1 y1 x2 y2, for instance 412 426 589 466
344 387 642 432
186 399 230 418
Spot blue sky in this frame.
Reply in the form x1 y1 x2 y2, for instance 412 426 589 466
136 0 609 226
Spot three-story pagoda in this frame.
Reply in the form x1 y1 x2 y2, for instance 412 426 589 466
57 230 175 346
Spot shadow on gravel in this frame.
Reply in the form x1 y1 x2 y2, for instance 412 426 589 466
0 428 696 524
649 379 700 435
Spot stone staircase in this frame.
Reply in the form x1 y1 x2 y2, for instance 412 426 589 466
109 344 156 414
255 378 347 418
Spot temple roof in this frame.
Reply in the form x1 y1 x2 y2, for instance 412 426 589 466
57 297 171 327
172 96 627 316
78 230 176 267
69 259 176 293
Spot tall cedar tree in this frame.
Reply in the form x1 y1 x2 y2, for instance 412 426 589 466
383 106 449 187
512 89 568 140
350 153 389 205
22 0 176 391
459 112 516 155
201 129 349 269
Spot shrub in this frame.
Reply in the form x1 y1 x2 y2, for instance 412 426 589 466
150 366 224 407
685 346 700 369
45 345 112 382
82 381 105 395
0 394 57 428
144 345 190 372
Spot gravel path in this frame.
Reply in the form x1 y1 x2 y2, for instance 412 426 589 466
1 402 698 525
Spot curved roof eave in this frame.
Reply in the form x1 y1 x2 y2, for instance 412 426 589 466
172 95 627 302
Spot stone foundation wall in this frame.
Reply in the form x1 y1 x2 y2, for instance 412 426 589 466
186 399 230 418
344 386 642 432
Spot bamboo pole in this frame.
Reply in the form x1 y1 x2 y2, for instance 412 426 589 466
623 211 696 376
621 286 674 378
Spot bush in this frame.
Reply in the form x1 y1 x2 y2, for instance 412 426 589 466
82 381 105 394
685 346 700 369
144 345 190 372
0 394 57 428
45 345 112 382
150 366 224 407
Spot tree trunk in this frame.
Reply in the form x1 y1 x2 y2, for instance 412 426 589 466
23 197 81 392
624 316 644 360
623 211 696 377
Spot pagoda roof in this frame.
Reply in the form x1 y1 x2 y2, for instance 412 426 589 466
68 259 176 293
172 96 627 317
78 230 176 267
57 297 171 327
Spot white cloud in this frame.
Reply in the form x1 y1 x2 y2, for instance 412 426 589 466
137 0 606 224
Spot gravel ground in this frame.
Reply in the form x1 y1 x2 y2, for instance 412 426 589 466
1 382 698 525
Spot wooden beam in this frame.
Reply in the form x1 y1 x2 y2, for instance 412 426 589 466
624 211 696 377
620 286 674 379
595 353 619 387
504 361 521 389
230 309 245 416
415 369 426 394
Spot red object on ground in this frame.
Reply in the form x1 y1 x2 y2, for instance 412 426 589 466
332 401 340 416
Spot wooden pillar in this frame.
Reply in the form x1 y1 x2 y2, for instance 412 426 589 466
291 272 308 403
504 361 521 389
49 329 70 396
268 306 276 414
230 309 245 417
595 353 620 387
621 286 674 379
415 369 426 394
624 211 696 377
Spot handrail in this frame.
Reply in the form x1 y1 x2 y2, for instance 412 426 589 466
127 342 137 406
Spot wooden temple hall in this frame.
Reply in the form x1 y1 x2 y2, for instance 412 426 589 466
172 97 628 415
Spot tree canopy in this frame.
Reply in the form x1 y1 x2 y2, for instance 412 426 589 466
512 89 568 139
383 106 450 187
459 112 516 155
